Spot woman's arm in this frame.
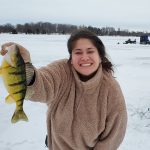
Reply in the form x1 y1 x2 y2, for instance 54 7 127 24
26 60 68 104
0 42 67 104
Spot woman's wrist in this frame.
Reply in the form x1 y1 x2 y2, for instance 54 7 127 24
25 62 35 86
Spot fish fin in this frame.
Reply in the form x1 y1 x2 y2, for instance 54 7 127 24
5 95 15 104
11 109 29 123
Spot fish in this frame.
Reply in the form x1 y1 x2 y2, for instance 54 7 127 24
0 44 28 123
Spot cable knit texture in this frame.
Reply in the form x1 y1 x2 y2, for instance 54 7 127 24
27 59 127 150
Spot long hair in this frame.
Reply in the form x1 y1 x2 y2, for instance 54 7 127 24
67 28 114 73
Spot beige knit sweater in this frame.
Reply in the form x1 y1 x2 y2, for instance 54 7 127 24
27 59 127 150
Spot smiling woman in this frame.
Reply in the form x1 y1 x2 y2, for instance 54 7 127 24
71 38 101 76
67 29 114 75
1 28 127 150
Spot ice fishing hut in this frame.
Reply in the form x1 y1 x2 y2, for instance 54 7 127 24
140 35 150 44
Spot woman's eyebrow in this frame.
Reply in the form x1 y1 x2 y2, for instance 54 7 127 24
73 48 82 51
87 47 95 50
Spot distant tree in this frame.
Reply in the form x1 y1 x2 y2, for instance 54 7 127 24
11 29 18 34
26 29 33 34
0 23 15 33
0 22 149 36
16 24 24 33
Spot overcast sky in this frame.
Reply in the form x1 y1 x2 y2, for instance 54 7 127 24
0 0 150 32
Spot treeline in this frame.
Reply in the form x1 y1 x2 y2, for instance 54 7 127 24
0 22 149 36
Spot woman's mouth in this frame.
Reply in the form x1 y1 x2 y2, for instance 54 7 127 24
80 63 92 67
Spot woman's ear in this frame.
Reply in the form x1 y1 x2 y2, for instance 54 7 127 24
99 55 102 64
69 55 72 64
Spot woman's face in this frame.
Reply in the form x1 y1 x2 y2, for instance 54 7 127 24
71 38 101 76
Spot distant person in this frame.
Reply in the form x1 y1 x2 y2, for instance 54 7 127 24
1 29 127 150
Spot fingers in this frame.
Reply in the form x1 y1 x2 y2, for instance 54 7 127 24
16 45 31 63
0 49 8 56
1 42 15 56
1 42 31 63
1 42 15 50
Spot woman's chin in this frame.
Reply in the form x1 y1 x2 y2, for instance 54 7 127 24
79 71 93 76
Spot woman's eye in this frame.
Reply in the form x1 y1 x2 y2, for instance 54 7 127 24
75 52 82 55
88 51 94 54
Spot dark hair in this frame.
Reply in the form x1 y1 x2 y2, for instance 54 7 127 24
67 28 114 73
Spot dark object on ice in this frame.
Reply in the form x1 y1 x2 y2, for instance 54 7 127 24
123 38 136 44
45 135 48 147
140 35 150 44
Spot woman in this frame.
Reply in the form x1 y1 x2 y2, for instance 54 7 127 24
1 29 127 150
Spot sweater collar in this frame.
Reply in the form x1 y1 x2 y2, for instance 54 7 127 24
71 64 103 93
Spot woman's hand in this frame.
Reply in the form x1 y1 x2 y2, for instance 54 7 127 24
1 42 35 86
0 42 31 63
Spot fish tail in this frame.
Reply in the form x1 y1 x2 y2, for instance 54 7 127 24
11 109 28 123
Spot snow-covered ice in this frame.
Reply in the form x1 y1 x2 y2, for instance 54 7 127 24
0 34 150 150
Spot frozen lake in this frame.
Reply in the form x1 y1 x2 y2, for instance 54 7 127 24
0 33 150 150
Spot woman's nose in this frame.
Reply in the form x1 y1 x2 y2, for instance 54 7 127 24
81 53 89 60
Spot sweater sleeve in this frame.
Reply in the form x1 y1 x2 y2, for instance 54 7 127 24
26 59 70 104
94 79 127 150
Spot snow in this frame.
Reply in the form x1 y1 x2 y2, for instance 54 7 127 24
0 34 150 150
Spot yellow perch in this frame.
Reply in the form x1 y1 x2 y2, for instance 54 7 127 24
0 44 28 123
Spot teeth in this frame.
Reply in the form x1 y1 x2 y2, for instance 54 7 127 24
80 63 91 67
